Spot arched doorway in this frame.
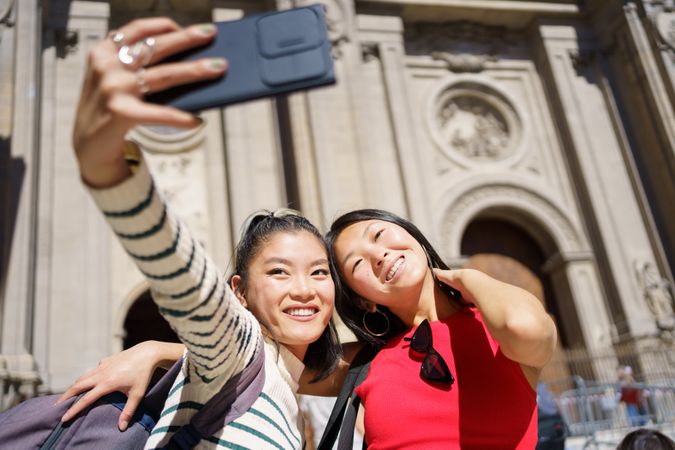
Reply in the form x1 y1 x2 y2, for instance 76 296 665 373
122 289 181 350
461 218 569 383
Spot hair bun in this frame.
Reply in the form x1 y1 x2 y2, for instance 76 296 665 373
238 208 304 241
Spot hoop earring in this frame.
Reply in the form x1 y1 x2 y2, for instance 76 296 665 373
363 309 390 337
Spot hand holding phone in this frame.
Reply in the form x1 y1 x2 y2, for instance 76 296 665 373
147 4 336 112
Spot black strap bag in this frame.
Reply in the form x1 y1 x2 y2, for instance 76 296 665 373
317 345 377 450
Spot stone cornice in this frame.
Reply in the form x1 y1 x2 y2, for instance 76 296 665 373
356 0 580 29
357 0 580 15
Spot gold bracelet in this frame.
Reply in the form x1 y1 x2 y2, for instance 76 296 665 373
122 140 142 173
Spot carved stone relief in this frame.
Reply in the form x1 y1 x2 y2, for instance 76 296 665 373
428 81 521 165
635 260 675 336
655 11 675 59
55 29 79 58
641 1 675 60
135 123 205 153
292 0 351 52
128 124 211 247
406 21 520 73
110 0 212 25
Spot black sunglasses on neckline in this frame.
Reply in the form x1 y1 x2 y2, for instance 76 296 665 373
403 319 454 385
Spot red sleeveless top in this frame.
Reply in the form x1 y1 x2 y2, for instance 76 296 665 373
355 308 537 449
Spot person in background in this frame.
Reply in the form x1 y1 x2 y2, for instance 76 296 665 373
618 365 648 427
536 382 566 450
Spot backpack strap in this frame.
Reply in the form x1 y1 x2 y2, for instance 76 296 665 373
144 355 185 419
165 336 266 449
336 363 370 450
317 345 377 450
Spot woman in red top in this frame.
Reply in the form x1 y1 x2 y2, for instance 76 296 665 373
325 209 557 449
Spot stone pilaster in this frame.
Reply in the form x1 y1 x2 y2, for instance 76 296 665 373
357 14 434 236
37 1 112 392
0 0 42 405
535 21 663 340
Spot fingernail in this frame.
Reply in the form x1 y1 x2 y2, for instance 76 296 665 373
207 58 227 70
119 420 129 431
61 414 69 422
195 23 215 36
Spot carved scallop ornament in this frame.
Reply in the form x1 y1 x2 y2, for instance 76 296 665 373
427 80 523 168
132 122 206 154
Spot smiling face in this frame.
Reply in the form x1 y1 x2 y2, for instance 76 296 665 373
333 219 432 311
232 230 335 361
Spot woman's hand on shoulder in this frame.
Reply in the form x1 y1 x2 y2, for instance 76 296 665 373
57 340 184 431
432 267 482 304
434 267 557 371
73 18 227 188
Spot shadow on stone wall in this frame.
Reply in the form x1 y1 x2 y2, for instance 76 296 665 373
0 135 25 298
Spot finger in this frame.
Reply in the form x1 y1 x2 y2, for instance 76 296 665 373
56 376 96 405
61 387 108 422
118 391 143 431
432 268 454 283
141 57 227 94
108 95 201 128
114 17 179 47
147 24 217 65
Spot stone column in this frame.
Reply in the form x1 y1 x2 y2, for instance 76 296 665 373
357 14 435 237
0 0 42 406
545 253 620 381
36 1 112 392
535 22 662 340
617 2 675 285
285 0 370 221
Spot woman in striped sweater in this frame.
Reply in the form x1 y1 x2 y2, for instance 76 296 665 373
67 17 340 449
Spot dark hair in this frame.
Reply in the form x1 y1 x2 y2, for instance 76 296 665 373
232 209 341 381
617 428 675 450
325 209 464 347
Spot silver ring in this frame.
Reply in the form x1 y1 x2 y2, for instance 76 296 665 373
109 31 126 48
136 69 150 95
140 37 156 66
118 37 156 68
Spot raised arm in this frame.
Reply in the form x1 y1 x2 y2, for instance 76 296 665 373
433 268 557 380
73 18 259 394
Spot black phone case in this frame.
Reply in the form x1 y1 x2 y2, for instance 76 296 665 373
146 4 335 112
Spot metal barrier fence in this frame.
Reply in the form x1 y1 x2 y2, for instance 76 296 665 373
540 340 675 390
547 382 675 449
538 340 675 449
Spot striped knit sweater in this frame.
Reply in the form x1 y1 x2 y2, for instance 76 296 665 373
88 156 306 450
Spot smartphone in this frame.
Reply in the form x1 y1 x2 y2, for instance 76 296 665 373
147 4 336 112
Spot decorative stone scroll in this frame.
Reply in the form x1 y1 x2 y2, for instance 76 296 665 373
109 0 212 25
406 21 520 73
292 0 351 53
428 81 521 164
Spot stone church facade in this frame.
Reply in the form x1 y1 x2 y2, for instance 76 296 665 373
1 0 673 406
